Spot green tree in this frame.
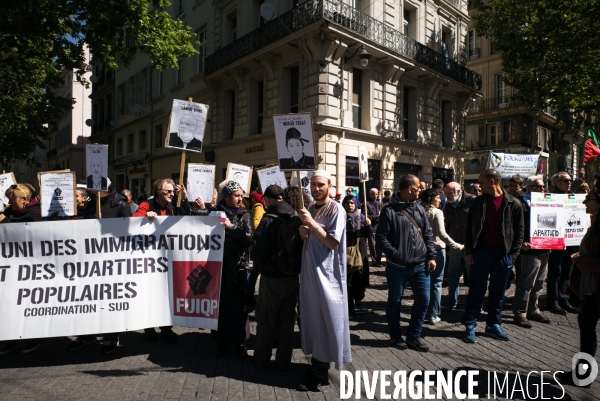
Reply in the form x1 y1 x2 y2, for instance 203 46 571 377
0 0 197 165
472 0 600 142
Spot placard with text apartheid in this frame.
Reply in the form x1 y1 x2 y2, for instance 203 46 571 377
529 193 566 250
0 216 224 340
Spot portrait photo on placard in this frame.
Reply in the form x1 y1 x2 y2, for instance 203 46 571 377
187 164 216 203
165 100 209 153
256 165 288 192
226 163 253 194
274 114 316 171
85 144 109 191
359 146 369 182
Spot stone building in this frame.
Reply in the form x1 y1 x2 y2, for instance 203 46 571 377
464 5 582 184
92 0 482 200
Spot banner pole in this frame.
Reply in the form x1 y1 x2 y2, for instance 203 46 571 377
97 191 102 219
297 170 304 210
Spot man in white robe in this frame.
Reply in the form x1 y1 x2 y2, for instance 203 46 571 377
297 170 351 392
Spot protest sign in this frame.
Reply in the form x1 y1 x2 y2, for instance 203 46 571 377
86 144 109 191
358 146 369 182
486 152 540 179
165 100 209 153
226 163 253 194
274 114 316 171
256 164 288 191
564 194 590 246
530 193 566 250
38 171 76 217
290 170 313 201
187 164 215 203
0 216 224 340
0 172 16 205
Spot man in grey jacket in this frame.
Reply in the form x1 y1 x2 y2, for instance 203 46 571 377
376 174 437 352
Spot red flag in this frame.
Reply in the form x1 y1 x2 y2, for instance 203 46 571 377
584 129 600 165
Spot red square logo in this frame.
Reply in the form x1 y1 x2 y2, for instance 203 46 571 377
172 261 221 319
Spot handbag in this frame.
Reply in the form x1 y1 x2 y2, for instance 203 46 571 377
347 243 363 274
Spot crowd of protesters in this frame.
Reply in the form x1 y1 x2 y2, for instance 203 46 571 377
0 168 598 390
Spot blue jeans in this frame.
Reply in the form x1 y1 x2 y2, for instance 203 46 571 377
447 249 469 307
427 249 446 319
461 248 513 326
386 263 430 342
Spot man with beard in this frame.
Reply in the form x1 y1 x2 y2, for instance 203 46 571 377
86 155 108 191
297 170 350 391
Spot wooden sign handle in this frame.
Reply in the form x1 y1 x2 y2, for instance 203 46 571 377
362 181 368 215
177 150 186 207
297 170 305 210
97 191 102 219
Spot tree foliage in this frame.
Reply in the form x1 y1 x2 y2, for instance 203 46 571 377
472 0 600 132
0 0 197 164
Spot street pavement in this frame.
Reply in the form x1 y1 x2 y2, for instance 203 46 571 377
0 265 597 401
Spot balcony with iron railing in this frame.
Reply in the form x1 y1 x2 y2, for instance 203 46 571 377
204 0 482 91
468 97 525 113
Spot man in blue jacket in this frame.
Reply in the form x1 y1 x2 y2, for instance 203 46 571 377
376 174 437 352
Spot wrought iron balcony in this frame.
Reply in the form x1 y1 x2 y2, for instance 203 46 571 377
204 0 482 91
468 97 525 113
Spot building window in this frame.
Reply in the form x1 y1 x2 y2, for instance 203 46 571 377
257 81 264 134
139 130 147 151
254 0 266 29
487 124 500 146
131 73 140 108
226 13 237 44
403 7 416 40
196 30 206 74
496 74 509 106
155 124 163 148
442 101 453 148
352 69 362 129
105 94 112 123
467 30 479 60
290 66 299 113
143 68 151 103
156 70 164 96
403 86 417 140
175 58 183 86
352 0 363 11
116 138 123 156
127 133 134 153
177 0 184 15
224 90 236 140
346 156 381 201
503 121 512 143
117 85 125 116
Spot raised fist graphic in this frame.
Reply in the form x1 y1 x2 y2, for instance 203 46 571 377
186 264 213 295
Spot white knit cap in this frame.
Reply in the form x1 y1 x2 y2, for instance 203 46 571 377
311 169 331 181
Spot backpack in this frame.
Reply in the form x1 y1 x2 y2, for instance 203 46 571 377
265 213 303 275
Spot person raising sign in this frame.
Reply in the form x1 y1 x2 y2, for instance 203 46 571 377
279 128 315 170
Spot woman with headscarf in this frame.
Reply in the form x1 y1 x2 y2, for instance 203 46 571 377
342 195 371 317
210 180 253 357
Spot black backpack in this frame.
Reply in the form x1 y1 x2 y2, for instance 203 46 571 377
265 213 303 275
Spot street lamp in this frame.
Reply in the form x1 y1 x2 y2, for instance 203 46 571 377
344 45 372 67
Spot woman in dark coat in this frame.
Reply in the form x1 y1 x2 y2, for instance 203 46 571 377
342 195 371 317
210 180 253 357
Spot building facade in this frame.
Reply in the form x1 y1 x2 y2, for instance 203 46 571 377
92 0 482 201
464 5 582 184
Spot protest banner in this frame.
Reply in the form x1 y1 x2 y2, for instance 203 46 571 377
226 163 253 194
530 193 566 249
486 152 540 179
0 172 16 205
564 194 590 246
0 216 224 341
256 164 288 191
165 99 208 153
38 171 76 217
187 163 215 203
86 144 109 191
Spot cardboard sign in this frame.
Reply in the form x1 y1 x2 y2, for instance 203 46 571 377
226 163 253 194
274 113 316 171
165 100 209 153
86 144 109 191
0 172 16 206
256 164 288 191
187 164 216 203
530 193 566 250
38 171 76 217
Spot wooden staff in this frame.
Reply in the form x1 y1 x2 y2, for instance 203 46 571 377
176 96 194 207
96 191 102 219
362 181 368 215
296 170 304 210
